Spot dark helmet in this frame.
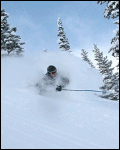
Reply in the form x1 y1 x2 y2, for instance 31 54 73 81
47 65 57 74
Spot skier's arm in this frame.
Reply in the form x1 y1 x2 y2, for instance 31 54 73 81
61 77 70 87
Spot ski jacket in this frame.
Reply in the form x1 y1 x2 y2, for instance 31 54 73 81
36 73 69 94
42 73 69 88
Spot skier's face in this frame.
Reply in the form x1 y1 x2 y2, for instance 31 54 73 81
50 71 57 77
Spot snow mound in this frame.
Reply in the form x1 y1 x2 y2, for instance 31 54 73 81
1 51 119 149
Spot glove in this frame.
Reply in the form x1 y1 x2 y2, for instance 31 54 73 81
56 85 62 91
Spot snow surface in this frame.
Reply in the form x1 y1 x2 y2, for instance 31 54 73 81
1 51 119 149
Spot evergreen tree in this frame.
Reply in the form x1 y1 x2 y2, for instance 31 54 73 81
93 44 119 100
5 31 25 55
97 1 119 69
93 44 114 74
1 9 9 51
108 71 119 100
1 9 25 55
81 49 95 68
100 71 119 100
57 17 71 52
97 2 119 100
97 1 119 19
109 26 119 69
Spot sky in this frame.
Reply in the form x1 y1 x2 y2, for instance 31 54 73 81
1 1 118 62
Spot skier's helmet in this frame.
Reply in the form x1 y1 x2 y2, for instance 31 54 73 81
47 65 57 74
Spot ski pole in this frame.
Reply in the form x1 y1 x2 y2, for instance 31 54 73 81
61 89 104 93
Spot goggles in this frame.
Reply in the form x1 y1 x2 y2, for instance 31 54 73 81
51 71 56 74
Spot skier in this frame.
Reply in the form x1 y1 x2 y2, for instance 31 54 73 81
36 65 69 92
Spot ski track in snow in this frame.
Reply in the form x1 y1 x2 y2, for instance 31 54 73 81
1 52 119 149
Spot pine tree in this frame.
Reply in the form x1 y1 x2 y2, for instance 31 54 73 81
97 1 119 69
1 9 25 55
108 72 119 100
5 30 25 55
109 26 119 69
93 44 113 74
93 44 119 100
1 9 9 51
100 71 119 100
97 1 119 19
57 17 70 52
81 49 95 68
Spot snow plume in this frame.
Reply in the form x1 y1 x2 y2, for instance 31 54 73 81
1 51 119 149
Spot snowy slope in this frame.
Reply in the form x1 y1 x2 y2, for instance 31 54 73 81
1 51 119 149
